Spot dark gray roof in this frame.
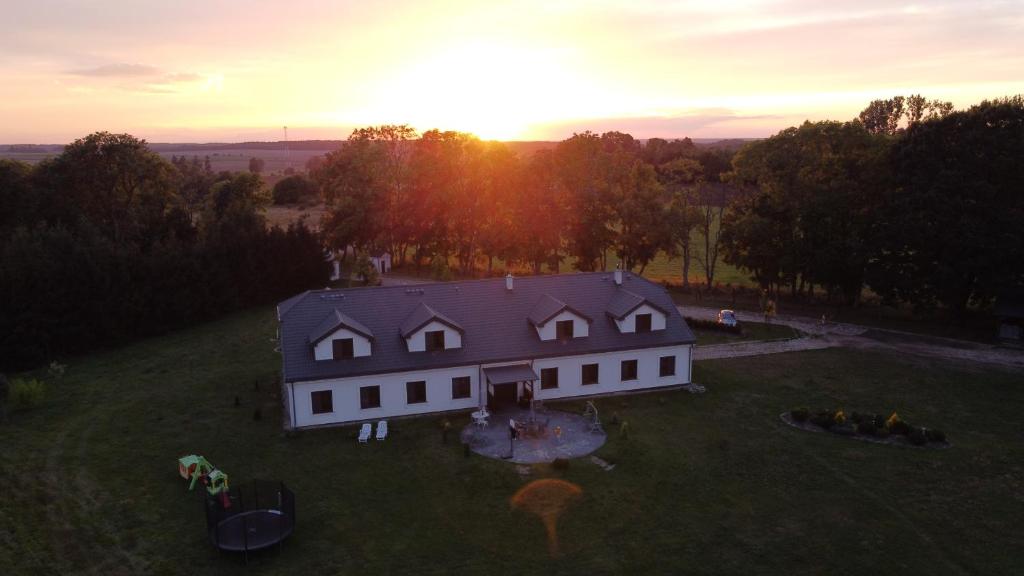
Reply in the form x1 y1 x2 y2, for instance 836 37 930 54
277 272 696 383
527 294 592 326
483 364 539 384
605 288 668 319
309 308 374 344
398 302 465 338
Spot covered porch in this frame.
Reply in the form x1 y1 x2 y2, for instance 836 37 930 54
482 363 539 414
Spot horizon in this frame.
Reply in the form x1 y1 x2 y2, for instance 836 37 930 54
3 0 1023 144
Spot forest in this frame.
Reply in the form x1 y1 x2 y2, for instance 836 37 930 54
1 95 1021 369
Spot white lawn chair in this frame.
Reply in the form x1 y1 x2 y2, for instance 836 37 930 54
358 423 371 443
376 420 388 441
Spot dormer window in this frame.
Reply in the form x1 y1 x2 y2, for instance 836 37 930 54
606 289 668 334
529 294 591 342
309 308 374 361
332 338 354 359
400 302 464 352
556 320 574 340
425 330 445 352
635 314 652 333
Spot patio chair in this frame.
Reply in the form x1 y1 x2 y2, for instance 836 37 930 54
358 423 371 443
376 420 388 441
474 415 489 429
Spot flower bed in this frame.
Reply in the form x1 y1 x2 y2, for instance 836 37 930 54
782 407 950 448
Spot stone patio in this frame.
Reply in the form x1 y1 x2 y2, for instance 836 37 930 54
460 406 607 464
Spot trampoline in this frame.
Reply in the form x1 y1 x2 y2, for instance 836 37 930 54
205 480 295 559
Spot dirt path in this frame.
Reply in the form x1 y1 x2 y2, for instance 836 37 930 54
684 305 1024 369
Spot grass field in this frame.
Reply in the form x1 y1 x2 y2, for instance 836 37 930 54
2 308 1021 575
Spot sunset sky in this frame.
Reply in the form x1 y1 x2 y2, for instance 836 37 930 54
2 0 1022 143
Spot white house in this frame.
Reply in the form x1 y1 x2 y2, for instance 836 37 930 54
276 269 696 429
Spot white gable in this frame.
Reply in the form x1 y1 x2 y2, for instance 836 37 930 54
314 327 373 360
535 309 590 341
406 320 463 352
615 304 666 333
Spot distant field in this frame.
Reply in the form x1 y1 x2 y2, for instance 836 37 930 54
0 148 332 174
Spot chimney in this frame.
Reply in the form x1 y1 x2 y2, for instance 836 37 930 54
506 273 514 291
614 264 623 286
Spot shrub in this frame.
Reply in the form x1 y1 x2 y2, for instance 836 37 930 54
272 174 317 205
552 458 570 471
850 411 864 424
908 428 927 446
834 409 846 425
10 378 46 411
874 427 891 439
683 317 742 334
810 411 835 429
889 420 912 435
832 423 856 436
856 421 877 436
925 429 946 443
790 407 810 422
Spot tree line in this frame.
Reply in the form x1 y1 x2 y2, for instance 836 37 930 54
312 126 737 284
317 94 1023 316
0 133 329 370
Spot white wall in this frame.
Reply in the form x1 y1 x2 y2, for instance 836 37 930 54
313 327 373 360
530 344 690 401
406 320 463 352
290 344 692 428
292 365 480 427
614 304 667 333
535 310 590 341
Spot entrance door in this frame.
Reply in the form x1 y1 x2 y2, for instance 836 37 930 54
488 382 518 410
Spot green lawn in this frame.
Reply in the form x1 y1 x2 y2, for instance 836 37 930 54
691 321 798 345
2 308 1022 575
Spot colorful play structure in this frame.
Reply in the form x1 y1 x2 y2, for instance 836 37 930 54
177 455 296 561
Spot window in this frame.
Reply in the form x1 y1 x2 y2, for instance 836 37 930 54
541 367 559 390
360 385 381 409
621 359 638 381
311 390 333 414
659 355 676 377
332 338 354 359
406 380 427 404
635 313 652 333
425 330 445 352
556 319 574 340
581 363 599 385
452 376 471 399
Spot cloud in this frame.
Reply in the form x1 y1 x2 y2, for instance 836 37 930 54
66 63 162 77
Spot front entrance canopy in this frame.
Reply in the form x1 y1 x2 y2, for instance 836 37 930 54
483 364 538 385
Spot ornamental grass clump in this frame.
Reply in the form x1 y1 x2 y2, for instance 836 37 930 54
790 407 810 422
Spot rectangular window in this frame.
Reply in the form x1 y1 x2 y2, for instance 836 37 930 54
659 355 676 377
332 338 354 359
311 390 333 414
425 330 445 352
452 376 471 399
541 367 559 390
360 385 381 409
621 359 638 381
635 313 652 333
406 380 427 404
556 319 574 340
581 363 599 385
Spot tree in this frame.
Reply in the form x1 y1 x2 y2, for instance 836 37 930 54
660 157 703 286
555 132 616 271
867 96 1024 314
613 161 672 274
248 156 266 174
272 174 317 205
723 121 889 301
513 150 566 274
859 96 906 135
41 132 175 243
694 183 732 289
